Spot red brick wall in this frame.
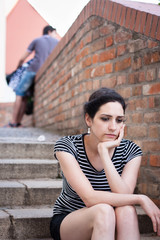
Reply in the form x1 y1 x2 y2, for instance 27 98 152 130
1 0 160 205
0 103 13 127
33 0 160 205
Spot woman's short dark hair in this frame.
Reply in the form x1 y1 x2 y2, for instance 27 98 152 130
84 88 127 119
43 25 56 35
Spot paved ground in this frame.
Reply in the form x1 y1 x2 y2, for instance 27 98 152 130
0 127 61 143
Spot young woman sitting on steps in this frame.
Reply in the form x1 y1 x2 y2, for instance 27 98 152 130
50 87 160 240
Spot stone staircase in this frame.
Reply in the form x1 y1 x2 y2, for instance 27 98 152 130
0 128 159 240
0 128 61 240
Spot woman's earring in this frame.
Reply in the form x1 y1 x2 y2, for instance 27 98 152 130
88 127 90 134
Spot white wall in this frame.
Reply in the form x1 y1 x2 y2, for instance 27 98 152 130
0 0 15 102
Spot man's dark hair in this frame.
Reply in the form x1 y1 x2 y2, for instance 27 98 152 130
84 88 127 119
43 25 56 35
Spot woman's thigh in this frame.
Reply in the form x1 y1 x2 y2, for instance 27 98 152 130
60 203 115 240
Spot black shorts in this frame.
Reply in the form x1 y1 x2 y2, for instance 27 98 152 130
50 213 69 240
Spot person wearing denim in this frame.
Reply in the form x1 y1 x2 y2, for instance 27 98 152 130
14 70 36 96
6 25 59 127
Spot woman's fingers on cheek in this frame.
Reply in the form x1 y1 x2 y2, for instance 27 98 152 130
119 127 124 139
122 124 125 133
121 124 125 133
115 138 121 147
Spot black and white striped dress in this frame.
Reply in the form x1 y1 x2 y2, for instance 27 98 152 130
53 133 142 215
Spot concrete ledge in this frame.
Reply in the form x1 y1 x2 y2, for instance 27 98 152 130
141 233 159 239
136 206 154 234
0 128 60 143
0 127 61 159
0 142 55 159
0 159 59 179
5 207 53 239
0 179 62 206
6 208 53 219
0 210 10 239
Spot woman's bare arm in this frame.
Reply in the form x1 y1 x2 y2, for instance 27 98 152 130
56 151 160 235
97 125 141 194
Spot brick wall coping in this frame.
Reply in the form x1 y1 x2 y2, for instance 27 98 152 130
112 0 160 16
36 0 160 79
0 102 13 108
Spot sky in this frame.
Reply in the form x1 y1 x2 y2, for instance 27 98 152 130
28 0 91 37
5 0 91 37
1 0 160 103
5 0 159 37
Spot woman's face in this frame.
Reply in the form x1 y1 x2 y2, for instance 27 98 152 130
87 101 125 142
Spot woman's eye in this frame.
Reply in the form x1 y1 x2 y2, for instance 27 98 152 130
101 117 109 121
116 118 125 123
116 119 123 123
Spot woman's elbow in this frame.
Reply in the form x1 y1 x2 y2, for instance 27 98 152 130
82 191 96 208
84 199 93 208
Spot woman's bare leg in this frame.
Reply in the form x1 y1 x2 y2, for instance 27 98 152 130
60 203 115 240
115 205 140 240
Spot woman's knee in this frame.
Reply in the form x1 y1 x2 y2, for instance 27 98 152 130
93 204 115 228
115 205 137 224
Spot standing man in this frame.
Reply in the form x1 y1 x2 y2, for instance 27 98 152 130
7 25 59 127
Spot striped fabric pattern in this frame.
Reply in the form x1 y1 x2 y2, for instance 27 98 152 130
53 134 142 215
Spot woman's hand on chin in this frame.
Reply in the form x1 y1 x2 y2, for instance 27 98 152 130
98 124 125 153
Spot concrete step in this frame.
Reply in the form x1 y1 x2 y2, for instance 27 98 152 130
136 206 155 235
0 159 59 179
0 142 56 159
0 206 157 240
0 127 60 143
0 207 53 239
0 127 60 159
141 234 160 239
0 178 62 207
